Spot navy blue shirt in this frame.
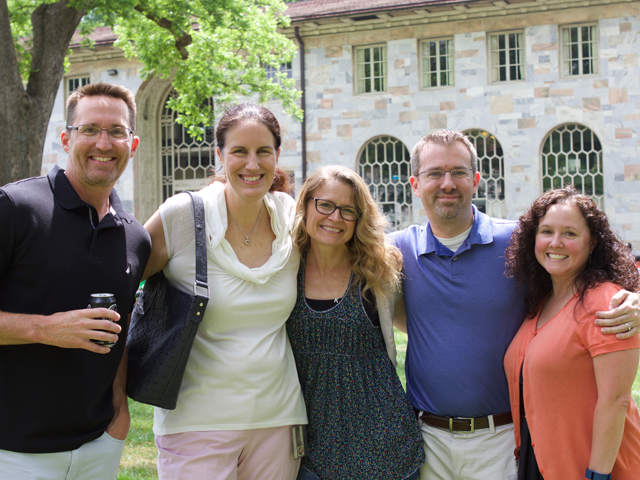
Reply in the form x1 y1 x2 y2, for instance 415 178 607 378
390 207 527 418
0 167 151 453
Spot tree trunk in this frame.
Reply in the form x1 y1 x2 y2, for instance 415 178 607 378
0 0 84 187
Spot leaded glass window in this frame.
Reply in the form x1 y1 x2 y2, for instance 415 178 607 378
160 91 215 201
465 130 506 218
541 124 604 207
358 136 413 229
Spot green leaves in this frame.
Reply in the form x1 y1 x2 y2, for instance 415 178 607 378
115 0 301 138
7 0 302 137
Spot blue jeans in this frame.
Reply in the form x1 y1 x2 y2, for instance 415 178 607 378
297 465 420 480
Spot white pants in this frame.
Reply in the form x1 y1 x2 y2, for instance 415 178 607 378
0 431 125 480
419 420 518 480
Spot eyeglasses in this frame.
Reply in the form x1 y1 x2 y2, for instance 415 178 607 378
417 168 473 181
313 198 361 221
67 125 133 140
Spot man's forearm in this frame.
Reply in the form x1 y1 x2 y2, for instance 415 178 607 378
0 309 121 353
106 344 131 440
0 311 44 345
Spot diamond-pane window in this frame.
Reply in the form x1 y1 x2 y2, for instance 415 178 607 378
422 38 454 88
465 130 506 218
358 136 412 230
541 124 604 207
562 25 598 77
356 45 387 94
160 91 215 201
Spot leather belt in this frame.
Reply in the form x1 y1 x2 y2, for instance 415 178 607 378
415 409 513 433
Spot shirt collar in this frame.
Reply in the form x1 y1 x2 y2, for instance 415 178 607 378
420 205 495 255
48 165 131 225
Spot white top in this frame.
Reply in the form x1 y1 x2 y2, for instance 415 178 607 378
434 225 473 254
153 182 307 435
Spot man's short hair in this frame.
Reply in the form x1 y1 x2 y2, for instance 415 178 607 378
410 130 479 176
67 82 137 131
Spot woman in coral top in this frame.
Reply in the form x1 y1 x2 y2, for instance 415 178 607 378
503 186 640 480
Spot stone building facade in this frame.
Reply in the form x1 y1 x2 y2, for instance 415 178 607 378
43 0 640 247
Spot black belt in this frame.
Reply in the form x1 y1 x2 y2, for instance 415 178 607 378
415 409 513 432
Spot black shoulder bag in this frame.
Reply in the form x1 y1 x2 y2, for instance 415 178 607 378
126 191 209 410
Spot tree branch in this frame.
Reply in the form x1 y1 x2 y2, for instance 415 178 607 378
28 0 85 99
134 5 192 60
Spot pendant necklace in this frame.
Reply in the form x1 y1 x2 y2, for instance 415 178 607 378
228 202 264 245
327 267 351 303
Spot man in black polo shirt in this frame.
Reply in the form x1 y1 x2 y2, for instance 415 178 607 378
0 82 151 479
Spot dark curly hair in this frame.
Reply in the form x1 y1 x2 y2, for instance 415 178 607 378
505 186 639 317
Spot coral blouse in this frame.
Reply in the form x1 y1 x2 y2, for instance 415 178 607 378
504 283 640 480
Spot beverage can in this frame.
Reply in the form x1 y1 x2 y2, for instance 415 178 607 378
87 293 118 348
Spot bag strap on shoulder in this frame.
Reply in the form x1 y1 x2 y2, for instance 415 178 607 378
184 191 209 298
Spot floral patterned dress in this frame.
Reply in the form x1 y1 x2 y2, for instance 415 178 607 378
286 263 424 479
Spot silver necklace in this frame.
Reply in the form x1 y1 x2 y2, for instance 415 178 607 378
327 268 350 303
227 202 264 245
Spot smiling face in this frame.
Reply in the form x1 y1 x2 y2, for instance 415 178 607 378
409 141 480 236
305 180 358 249
61 95 138 192
535 202 596 287
217 119 279 204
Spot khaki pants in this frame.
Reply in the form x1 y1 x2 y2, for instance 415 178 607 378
419 420 518 480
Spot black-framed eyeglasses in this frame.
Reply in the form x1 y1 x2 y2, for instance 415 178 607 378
67 125 134 140
313 198 361 221
417 167 473 181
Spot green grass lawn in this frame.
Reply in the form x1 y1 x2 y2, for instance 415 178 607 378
117 328 640 480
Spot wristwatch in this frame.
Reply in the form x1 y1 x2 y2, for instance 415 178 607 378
585 468 612 480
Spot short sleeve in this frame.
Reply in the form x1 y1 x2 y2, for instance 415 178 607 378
575 283 640 357
0 190 16 277
159 193 196 260
387 229 402 248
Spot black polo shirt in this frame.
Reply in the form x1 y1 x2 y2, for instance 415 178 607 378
0 166 151 453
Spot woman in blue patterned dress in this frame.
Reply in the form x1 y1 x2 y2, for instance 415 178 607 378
287 165 424 480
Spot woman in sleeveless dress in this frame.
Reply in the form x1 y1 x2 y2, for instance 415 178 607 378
286 165 424 480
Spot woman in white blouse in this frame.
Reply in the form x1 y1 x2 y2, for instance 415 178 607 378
143 104 306 480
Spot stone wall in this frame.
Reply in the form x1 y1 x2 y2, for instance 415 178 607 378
42 3 640 245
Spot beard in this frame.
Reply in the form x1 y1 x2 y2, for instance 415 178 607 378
433 196 463 220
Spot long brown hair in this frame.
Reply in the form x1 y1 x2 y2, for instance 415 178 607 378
292 166 402 302
505 186 640 317
210 103 292 194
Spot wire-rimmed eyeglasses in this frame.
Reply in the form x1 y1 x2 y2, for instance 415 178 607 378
313 198 361 221
67 125 134 140
417 167 473 181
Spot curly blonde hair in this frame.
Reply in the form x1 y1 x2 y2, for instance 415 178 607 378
292 166 403 302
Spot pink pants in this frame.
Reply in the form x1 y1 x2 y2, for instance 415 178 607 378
156 426 300 480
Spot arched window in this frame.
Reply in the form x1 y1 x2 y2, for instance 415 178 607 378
541 124 604 207
160 91 215 201
464 129 506 218
358 136 413 229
